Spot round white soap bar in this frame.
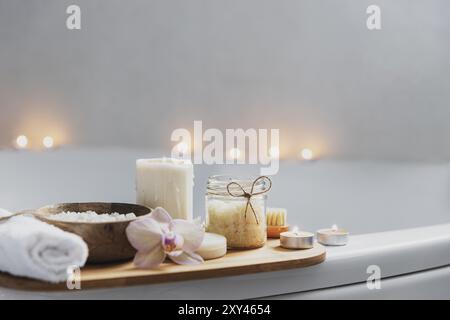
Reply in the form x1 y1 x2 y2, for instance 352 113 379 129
196 233 227 260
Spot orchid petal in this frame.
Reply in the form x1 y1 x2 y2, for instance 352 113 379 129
170 219 204 252
166 250 183 257
126 216 163 252
168 251 204 265
133 248 166 269
149 207 172 230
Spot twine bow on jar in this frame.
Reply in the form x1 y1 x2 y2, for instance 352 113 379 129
226 176 272 225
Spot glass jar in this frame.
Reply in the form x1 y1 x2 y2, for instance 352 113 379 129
206 175 268 249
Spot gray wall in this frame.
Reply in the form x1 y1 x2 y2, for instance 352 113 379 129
0 0 449 160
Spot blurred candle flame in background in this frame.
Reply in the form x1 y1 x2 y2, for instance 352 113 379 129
3 92 328 160
42 136 55 149
269 146 280 159
176 142 189 154
9 93 71 150
15 135 28 149
229 147 241 160
300 148 314 161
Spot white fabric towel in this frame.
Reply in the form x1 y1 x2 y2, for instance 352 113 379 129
0 208 13 219
0 214 88 283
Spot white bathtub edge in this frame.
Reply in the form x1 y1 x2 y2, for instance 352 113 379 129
1 223 450 299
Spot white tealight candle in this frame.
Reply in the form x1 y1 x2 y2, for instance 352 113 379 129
136 158 193 220
196 232 227 260
316 224 349 246
280 226 314 250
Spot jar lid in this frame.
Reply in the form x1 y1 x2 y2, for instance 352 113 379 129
207 175 269 196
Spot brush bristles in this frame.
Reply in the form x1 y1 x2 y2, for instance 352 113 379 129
266 208 287 226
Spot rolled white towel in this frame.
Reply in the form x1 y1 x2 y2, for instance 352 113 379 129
0 215 88 283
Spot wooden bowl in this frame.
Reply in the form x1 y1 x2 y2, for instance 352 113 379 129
34 202 151 264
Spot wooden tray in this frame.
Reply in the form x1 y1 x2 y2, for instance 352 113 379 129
0 240 326 291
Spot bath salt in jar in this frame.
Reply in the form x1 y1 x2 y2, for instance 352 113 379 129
206 175 272 250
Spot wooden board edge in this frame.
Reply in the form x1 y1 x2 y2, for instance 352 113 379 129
0 249 326 292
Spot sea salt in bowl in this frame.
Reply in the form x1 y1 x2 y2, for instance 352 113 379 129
35 203 151 263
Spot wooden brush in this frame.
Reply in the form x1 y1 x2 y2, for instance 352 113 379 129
266 208 289 238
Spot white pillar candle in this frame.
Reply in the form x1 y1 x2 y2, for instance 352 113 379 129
316 224 349 246
136 158 193 220
196 232 227 260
